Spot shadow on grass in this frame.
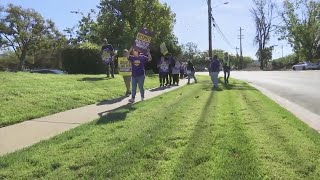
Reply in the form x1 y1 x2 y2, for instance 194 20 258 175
149 86 169 92
78 76 111 82
173 88 215 178
96 104 136 125
213 78 258 91
97 96 127 106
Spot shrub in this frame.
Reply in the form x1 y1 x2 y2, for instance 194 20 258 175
61 45 106 74
272 54 298 70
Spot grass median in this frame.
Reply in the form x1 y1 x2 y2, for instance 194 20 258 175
0 76 320 179
0 72 159 127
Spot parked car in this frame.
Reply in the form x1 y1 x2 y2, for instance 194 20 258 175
292 61 319 70
30 69 65 74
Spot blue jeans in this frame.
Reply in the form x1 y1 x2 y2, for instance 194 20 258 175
211 71 220 87
132 75 145 100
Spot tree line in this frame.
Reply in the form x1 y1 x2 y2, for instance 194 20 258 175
0 0 181 72
251 0 320 70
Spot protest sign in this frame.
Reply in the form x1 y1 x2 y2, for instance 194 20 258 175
132 27 153 54
160 43 169 55
101 50 112 64
118 57 132 76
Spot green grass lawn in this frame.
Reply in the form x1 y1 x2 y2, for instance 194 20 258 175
1 77 320 179
0 72 159 127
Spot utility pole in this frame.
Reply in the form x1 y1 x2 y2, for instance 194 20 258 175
238 27 244 69
235 47 239 55
208 0 213 58
281 45 284 58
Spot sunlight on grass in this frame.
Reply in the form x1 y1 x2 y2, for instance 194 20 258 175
0 72 159 127
1 76 320 179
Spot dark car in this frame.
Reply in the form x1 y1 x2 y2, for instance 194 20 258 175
30 69 65 74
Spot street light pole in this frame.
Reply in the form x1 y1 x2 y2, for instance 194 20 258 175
208 0 213 59
208 1 228 59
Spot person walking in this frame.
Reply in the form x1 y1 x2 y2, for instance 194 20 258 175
126 48 152 103
121 49 132 97
163 54 171 86
172 59 181 85
101 39 115 78
168 54 175 85
187 60 197 84
158 56 169 87
210 55 221 88
223 57 231 84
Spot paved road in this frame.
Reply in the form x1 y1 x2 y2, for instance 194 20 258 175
199 71 320 116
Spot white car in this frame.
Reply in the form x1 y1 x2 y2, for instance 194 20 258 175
292 61 319 70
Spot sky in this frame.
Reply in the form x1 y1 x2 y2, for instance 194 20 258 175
1 0 293 59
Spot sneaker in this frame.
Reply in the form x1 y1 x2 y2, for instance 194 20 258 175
128 99 135 103
141 98 144 101
125 91 131 97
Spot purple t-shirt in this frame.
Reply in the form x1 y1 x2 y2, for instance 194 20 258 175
210 59 221 72
129 55 149 77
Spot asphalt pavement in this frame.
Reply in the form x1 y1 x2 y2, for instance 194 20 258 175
197 70 320 131
230 70 320 116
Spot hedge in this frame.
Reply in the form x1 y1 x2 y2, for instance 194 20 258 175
61 48 106 74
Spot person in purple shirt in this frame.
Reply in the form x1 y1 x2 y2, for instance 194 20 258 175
126 48 152 103
210 55 221 88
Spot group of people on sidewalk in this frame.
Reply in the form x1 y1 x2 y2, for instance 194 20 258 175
157 54 198 86
101 39 231 103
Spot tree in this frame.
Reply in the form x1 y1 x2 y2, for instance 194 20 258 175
64 9 99 45
68 0 180 53
250 0 276 70
182 42 200 61
0 4 64 70
279 0 320 61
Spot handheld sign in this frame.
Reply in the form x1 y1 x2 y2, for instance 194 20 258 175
132 27 153 54
102 50 112 64
118 57 132 76
160 43 169 55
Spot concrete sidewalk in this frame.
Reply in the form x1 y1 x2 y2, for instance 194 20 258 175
0 80 189 156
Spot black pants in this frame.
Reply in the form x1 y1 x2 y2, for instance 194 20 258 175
164 73 170 85
159 72 168 86
106 62 115 78
172 74 180 85
180 72 184 79
224 69 230 84
168 72 173 85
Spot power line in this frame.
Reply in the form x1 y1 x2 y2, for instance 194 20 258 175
212 17 235 50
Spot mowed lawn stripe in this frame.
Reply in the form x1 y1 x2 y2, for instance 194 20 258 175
237 85 320 179
1 77 320 179
0 79 203 179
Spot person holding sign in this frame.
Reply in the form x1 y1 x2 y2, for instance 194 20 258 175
101 39 115 78
172 59 181 85
126 48 152 103
119 49 132 97
157 56 169 87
